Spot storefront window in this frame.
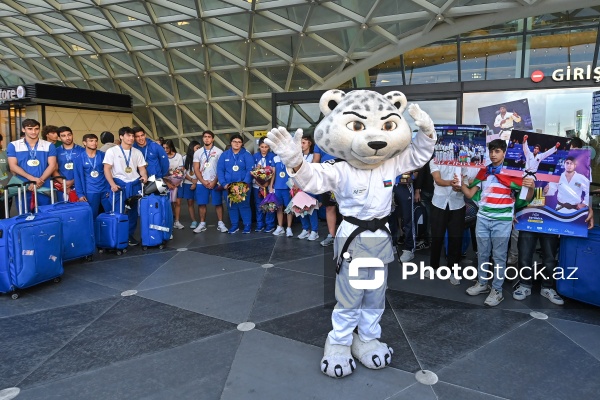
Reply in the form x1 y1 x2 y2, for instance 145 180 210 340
404 42 459 85
525 28 597 76
461 36 522 81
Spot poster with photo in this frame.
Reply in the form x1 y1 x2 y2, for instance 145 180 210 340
478 99 533 138
491 129 578 183
433 125 489 168
515 149 591 238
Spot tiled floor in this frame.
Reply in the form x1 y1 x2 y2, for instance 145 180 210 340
1 213 600 400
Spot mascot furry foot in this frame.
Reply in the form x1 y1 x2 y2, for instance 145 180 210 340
350 332 393 370
321 338 356 378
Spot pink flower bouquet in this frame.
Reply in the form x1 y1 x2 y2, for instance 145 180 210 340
284 191 319 217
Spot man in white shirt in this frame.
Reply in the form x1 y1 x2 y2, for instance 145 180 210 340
192 130 228 233
103 127 148 246
494 105 522 140
544 156 590 214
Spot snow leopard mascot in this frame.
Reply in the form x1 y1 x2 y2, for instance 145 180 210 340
265 89 436 378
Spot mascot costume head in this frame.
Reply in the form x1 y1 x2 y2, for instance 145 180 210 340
265 89 436 379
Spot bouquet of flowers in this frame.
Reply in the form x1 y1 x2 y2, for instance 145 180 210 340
250 165 274 187
284 191 320 217
228 182 249 205
259 192 281 213
164 166 186 202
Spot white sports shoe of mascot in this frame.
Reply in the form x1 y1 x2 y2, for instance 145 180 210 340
265 89 436 379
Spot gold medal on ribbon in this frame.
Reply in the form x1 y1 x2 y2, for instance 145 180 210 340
27 159 40 167
125 167 133 173
91 171 99 178
65 162 74 170
204 162 210 168
232 165 239 172
279 171 285 178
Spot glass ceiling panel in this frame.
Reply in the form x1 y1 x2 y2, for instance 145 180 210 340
255 66 288 89
270 5 311 26
207 48 233 67
297 35 338 58
210 74 238 97
150 3 185 18
218 100 242 122
289 67 315 91
318 27 358 53
177 79 200 100
371 0 423 18
245 103 270 127
199 0 237 12
175 46 205 65
214 69 244 91
92 78 117 93
353 28 388 53
250 43 287 64
303 61 338 79
249 72 273 93
77 7 106 19
259 36 300 58
184 102 208 127
181 108 203 134
306 6 347 26
204 21 238 40
179 72 207 94
333 0 375 18
136 55 166 73
215 14 250 32
170 0 198 9
253 14 291 34
212 107 235 130
216 41 248 61
146 77 174 102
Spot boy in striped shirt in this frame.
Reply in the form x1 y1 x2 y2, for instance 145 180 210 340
460 139 535 306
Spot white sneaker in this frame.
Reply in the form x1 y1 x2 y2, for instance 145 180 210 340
286 227 293 237
466 282 490 296
308 231 319 241
173 220 184 230
484 289 504 307
512 284 531 301
399 250 414 263
193 223 207 233
320 234 334 247
541 288 564 305
217 222 228 233
297 229 309 239
273 226 284 236
449 275 461 286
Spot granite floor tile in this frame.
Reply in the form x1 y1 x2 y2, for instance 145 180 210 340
548 317 600 361
437 319 600 400
220 329 416 400
18 330 242 400
274 254 336 278
388 383 437 400
0 292 59 318
189 237 278 263
433 382 510 400
66 251 178 291
136 252 261 291
139 268 266 323
248 267 334 322
19 296 235 388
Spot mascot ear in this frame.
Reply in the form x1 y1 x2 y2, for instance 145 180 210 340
384 91 407 114
319 90 345 116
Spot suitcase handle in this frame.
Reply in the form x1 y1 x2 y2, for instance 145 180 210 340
112 189 123 214
4 183 24 217
48 175 68 204
22 180 38 214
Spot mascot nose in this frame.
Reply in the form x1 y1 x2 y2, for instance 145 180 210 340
368 141 387 150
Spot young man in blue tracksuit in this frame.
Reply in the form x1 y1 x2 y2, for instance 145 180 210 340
132 126 169 180
217 134 254 234
252 137 276 232
74 133 111 218
54 126 85 201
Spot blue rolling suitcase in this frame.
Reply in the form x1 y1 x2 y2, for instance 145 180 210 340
0 183 63 299
557 226 600 306
38 176 95 262
95 191 129 255
140 189 172 250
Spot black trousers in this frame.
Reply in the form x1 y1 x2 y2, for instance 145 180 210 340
429 204 465 269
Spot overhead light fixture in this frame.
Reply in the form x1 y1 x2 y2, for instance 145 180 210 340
177 21 189 26
435 14 444 21
71 44 85 51
128 16 137 21
381 79 390 83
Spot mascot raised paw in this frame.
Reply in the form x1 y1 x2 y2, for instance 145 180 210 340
265 89 436 378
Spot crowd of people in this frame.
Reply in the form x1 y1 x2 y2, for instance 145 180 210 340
0 121 595 307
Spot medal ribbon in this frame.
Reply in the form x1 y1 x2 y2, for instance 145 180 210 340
201 146 212 172
24 139 39 161
88 152 97 171
119 146 132 171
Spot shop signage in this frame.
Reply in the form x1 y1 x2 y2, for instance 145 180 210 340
0 85 26 100
531 66 600 83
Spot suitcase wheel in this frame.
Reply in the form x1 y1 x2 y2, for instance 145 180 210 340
85 255 93 262
122 248 127 253
159 244 164 250
142 246 148 251
116 250 122 256
11 292 19 300
53 277 62 283
98 248 104 254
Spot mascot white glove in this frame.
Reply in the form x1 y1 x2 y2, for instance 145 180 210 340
265 127 304 169
408 104 435 138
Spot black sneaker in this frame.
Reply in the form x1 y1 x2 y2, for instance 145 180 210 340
128 237 140 246
415 241 430 251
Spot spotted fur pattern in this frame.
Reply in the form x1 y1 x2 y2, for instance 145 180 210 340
315 90 412 170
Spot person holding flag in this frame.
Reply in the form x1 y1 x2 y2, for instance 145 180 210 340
461 139 535 307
